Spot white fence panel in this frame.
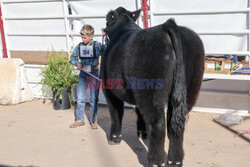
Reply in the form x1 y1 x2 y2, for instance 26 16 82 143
150 0 250 115
2 0 66 52
69 0 142 48
150 0 250 56
1 0 141 100
1 0 142 53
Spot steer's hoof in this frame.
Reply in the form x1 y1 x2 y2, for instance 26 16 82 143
166 160 182 167
108 134 122 145
108 140 121 145
137 130 148 140
148 162 165 167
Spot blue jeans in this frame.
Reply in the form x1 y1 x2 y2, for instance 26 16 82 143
75 69 99 123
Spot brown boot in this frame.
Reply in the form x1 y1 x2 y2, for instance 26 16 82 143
69 121 85 128
91 122 98 129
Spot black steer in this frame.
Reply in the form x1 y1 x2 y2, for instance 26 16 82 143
101 7 204 167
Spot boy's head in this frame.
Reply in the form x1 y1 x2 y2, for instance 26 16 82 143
80 25 94 45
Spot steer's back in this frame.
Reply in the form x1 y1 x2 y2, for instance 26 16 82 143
123 26 177 105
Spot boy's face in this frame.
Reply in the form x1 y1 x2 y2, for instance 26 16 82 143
81 35 93 45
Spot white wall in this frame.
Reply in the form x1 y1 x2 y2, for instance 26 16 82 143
1 0 142 53
149 0 250 115
150 0 249 54
70 0 142 46
3 0 249 54
2 1 67 52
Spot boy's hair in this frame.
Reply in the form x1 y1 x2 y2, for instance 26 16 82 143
80 25 95 36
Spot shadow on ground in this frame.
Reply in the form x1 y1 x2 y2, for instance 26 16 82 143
0 165 38 167
84 104 150 167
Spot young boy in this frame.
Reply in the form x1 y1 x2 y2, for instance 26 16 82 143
69 25 104 129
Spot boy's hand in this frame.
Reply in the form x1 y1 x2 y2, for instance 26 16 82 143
101 28 108 39
101 28 106 36
101 28 109 41
77 63 82 70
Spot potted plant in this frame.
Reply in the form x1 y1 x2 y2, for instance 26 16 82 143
40 50 78 110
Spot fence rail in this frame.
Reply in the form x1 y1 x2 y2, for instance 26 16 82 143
152 8 250 15
1 0 86 3
149 1 250 65
1 0 250 58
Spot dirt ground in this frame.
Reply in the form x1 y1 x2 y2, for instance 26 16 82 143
0 99 249 167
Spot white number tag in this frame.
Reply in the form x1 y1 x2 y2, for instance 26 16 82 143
80 45 93 58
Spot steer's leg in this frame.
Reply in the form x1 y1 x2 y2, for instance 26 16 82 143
135 107 147 139
166 94 187 167
140 104 166 167
105 91 124 145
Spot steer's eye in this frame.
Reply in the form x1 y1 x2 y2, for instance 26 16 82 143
107 10 117 22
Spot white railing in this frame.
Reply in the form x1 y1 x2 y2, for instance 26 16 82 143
149 2 250 63
0 0 106 57
3 0 249 59
148 0 250 115
204 51 250 55
1 0 61 3
152 9 250 16
1 0 86 2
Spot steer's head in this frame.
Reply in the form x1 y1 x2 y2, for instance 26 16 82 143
105 7 141 37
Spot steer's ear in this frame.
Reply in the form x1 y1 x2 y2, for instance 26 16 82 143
131 9 141 21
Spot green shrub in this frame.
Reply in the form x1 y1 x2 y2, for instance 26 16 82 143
40 50 78 98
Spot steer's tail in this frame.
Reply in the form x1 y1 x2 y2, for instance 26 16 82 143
162 19 188 134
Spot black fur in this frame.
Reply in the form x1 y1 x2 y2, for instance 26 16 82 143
102 7 204 167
